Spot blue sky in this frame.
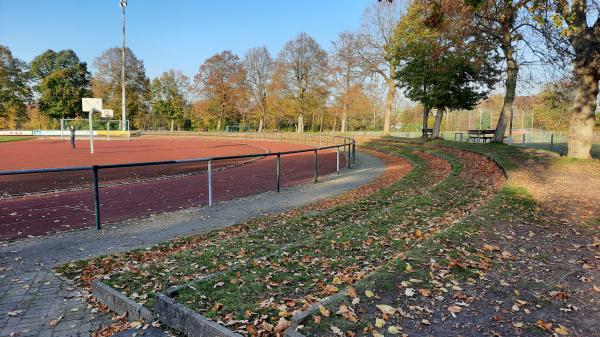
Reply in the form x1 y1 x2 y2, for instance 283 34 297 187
0 0 372 79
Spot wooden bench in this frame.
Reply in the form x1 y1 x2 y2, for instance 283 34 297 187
467 129 495 143
422 128 433 138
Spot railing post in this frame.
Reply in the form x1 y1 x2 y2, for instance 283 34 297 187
336 146 340 173
347 143 351 169
276 154 281 192
208 159 213 206
352 140 356 164
92 166 101 230
314 150 318 183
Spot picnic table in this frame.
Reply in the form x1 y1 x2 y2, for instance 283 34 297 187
467 129 495 143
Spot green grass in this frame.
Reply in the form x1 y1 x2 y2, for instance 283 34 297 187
0 136 32 142
57 138 513 336
168 142 497 330
102 143 442 308
302 184 536 336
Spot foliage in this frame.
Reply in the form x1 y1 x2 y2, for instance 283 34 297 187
331 32 364 132
391 1 499 133
357 0 406 135
92 47 150 129
194 50 248 130
529 0 600 158
150 70 192 131
533 77 577 130
29 49 91 119
0 45 31 129
276 32 329 132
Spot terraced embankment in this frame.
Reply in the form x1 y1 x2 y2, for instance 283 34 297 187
57 141 505 336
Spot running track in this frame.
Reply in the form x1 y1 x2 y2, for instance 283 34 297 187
0 138 345 241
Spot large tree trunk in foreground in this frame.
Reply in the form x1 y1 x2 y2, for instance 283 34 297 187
568 67 598 159
383 78 395 136
432 109 444 138
494 44 518 142
297 114 304 133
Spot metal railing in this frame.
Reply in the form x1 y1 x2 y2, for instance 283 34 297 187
0 134 356 230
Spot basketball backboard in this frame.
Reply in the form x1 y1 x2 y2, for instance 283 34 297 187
101 109 114 118
82 98 103 112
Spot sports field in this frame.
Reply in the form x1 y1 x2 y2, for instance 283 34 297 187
0 137 344 241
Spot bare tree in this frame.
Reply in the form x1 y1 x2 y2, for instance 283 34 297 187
357 0 405 135
243 47 274 132
531 0 600 158
277 33 328 132
331 32 363 132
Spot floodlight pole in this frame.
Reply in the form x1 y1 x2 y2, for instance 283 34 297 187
120 0 127 131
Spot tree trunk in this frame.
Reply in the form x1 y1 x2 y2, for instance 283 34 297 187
494 40 519 142
383 78 395 136
258 118 264 132
332 117 337 132
341 94 348 133
297 114 304 133
422 106 430 137
432 109 444 138
567 67 598 159
170 119 174 132
216 118 221 131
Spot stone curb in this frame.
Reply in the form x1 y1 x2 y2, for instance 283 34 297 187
154 293 243 337
91 279 154 322
283 288 350 337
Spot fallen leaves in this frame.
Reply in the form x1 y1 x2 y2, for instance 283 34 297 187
48 315 63 327
319 305 330 318
375 304 396 315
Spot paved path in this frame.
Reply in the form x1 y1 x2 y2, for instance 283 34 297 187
0 152 385 337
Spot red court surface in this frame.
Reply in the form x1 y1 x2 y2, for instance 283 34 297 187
0 137 345 241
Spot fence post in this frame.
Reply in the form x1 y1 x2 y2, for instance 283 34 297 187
314 150 318 183
276 154 281 192
352 140 356 164
92 166 101 230
336 146 340 173
347 143 351 169
550 133 554 152
522 133 526 144
208 159 213 206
